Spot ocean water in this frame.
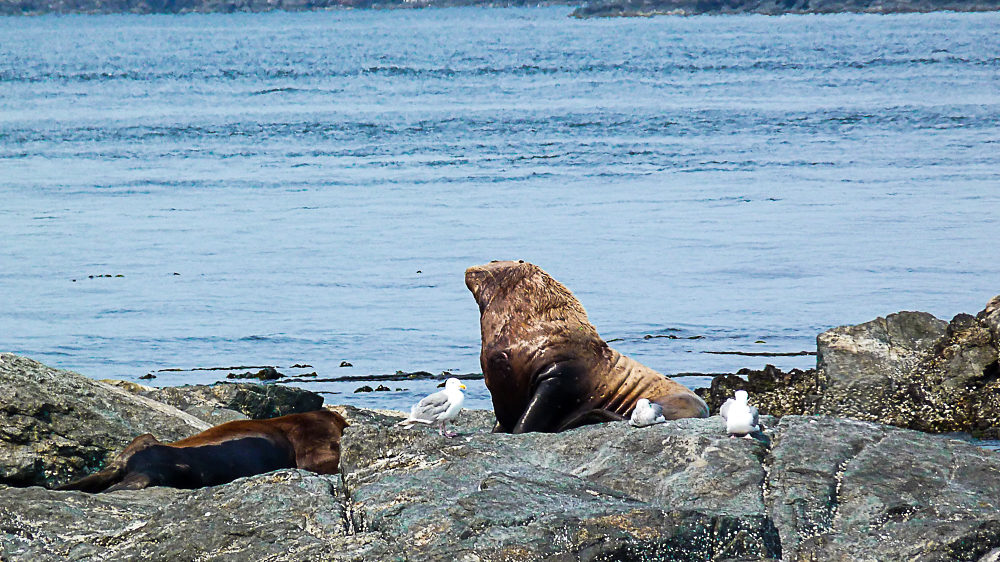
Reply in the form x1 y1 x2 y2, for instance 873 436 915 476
1 8 998 411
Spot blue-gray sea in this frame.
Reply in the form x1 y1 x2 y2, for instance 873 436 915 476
1 8 998 414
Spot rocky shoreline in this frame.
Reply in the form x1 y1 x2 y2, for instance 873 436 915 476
696 294 1000 439
570 0 1000 17
0 0 575 16
2 366 999 560
2 294 1000 559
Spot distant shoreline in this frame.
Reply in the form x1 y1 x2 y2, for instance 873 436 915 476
571 0 1000 17
0 1 575 17
2 0 997 16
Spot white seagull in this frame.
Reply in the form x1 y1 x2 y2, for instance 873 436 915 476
720 390 760 437
397 378 467 438
629 398 667 428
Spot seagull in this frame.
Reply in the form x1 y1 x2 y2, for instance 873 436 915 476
397 378 467 438
720 390 759 437
629 398 666 427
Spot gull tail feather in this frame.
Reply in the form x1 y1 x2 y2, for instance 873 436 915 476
397 418 433 428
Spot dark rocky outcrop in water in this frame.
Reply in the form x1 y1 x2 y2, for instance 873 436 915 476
2 400 1000 560
226 366 285 381
698 295 1000 438
697 364 825 418
571 0 1000 16
0 354 209 489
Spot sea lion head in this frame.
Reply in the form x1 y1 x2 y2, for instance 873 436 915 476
465 260 534 313
465 260 601 357
465 260 589 323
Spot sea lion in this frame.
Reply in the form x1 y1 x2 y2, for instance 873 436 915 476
465 260 708 433
58 409 347 492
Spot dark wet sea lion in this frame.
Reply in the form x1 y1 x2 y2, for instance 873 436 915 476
465 260 708 433
58 409 347 492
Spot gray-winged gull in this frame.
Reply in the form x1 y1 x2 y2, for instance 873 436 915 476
397 377 466 437
629 398 667 427
720 389 759 437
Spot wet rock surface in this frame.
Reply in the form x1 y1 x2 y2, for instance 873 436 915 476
0 354 209 488
699 295 1000 437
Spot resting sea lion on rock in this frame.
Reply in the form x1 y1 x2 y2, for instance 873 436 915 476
58 409 347 492
465 260 709 433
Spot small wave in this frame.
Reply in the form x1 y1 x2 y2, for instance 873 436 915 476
249 87 303 96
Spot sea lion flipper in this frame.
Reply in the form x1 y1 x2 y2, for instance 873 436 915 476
556 409 625 432
55 466 124 492
55 433 162 492
512 362 585 434
105 472 153 492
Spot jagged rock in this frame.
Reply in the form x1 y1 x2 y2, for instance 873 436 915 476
697 365 824 417
0 470 397 561
818 297 1000 435
104 380 324 422
699 295 1000 437
342 411 781 560
767 416 1000 560
0 354 208 488
815 310 948 419
339 407 1000 561
1 399 998 560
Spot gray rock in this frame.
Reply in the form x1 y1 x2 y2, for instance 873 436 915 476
699 295 1000 437
817 296 1000 435
0 469 397 561
768 416 1000 561
1 398 999 561
101 380 248 424
0 354 209 488
103 380 325 422
340 407 1000 561
816 310 949 421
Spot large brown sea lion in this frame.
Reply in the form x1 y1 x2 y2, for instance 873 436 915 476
465 260 708 433
58 409 347 492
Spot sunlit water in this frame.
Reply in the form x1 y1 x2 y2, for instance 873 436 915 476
1 8 998 413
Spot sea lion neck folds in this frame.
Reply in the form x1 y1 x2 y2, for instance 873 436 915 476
466 260 708 434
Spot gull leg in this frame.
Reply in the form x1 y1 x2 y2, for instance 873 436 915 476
440 421 457 438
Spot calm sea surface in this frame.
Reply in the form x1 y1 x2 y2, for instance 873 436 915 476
1 8 998 412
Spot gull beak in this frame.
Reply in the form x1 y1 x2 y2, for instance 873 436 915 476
460 384 467 390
